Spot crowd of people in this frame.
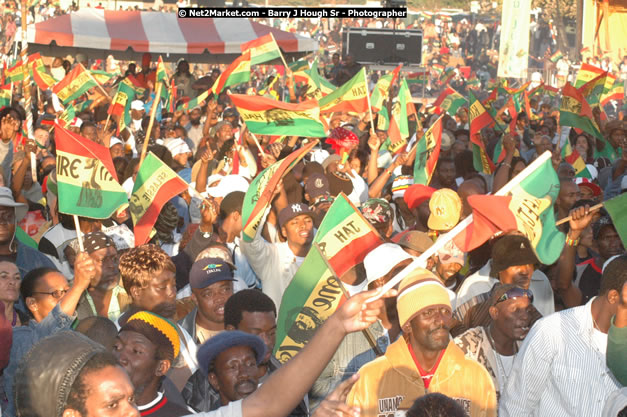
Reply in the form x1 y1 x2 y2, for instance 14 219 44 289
0 2 626 417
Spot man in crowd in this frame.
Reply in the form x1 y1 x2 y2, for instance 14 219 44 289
500 252 625 416
241 203 315 309
75 231 130 321
347 268 497 416
178 258 234 344
454 284 533 399
114 311 190 416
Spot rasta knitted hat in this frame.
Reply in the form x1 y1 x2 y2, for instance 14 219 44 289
120 311 180 361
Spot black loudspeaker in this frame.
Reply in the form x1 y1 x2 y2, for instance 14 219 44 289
342 28 423 66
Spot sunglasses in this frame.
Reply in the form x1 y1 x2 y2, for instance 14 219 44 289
495 287 534 305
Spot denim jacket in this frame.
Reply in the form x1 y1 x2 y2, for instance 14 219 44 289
2 304 76 417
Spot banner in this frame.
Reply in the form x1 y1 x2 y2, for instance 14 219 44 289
497 0 531 78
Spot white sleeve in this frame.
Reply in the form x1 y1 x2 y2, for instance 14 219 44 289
184 399 243 417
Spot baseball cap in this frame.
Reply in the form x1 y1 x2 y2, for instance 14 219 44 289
428 188 462 231
436 236 464 265
304 173 330 201
278 203 313 228
131 100 145 111
360 198 393 225
574 177 601 197
189 257 235 289
363 243 413 285
404 184 436 209
396 231 434 254
197 330 266 376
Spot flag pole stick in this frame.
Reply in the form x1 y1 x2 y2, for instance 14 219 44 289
363 69 376 133
367 151 554 302
249 132 267 157
139 81 163 165
20 0 37 183
73 215 85 253
314 243 383 357
555 202 604 226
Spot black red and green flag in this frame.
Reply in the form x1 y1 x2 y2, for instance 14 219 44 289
413 114 444 185
52 64 98 104
130 152 188 246
469 91 496 174
230 94 326 137
455 155 565 265
54 123 127 219
241 140 318 242
370 64 401 113
274 192 383 363
319 68 369 115
560 83 607 146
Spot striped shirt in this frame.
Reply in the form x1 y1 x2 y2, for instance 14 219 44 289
500 298 621 417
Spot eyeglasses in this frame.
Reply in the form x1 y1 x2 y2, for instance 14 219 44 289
495 287 534 305
32 289 69 299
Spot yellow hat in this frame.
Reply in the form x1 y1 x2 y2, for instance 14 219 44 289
121 311 180 361
397 268 451 328
428 188 462 231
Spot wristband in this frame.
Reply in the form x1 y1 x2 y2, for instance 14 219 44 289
502 162 511 168
565 235 580 247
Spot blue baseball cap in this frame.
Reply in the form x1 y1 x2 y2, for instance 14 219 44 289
197 330 266 375
189 257 235 289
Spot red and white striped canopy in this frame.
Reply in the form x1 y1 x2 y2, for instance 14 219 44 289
26 9 318 63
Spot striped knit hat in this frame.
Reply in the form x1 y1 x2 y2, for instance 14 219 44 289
120 311 180 361
396 268 451 328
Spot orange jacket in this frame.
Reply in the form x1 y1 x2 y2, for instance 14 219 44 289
347 338 497 417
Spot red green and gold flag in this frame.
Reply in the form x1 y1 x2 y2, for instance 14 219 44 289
211 51 251 95
601 81 625 106
165 79 177 113
90 70 115 85
319 68 368 114
560 83 606 144
242 140 318 243
288 59 309 73
455 157 565 265
274 192 382 363
407 70 429 85
306 58 336 100
469 91 496 174
229 94 326 137
387 80 410 155
177 88 210 112
0 84 11 108
370 64 401 113
467 73 481 90
399 78 417 117
155 56 168 83
5 60 24 83
432 64 444 75
561 139 591 178
413 114 443 185
57 105 75 128
440 67 455 85
549 50 564 63
433 86 467 117
575 63 605 88
31 63 57 91
130 152 188 246
125 74 147 97
108 78 136 132
240 33 283 65
52 64 98 104
54 123 127 219
578 72 609 107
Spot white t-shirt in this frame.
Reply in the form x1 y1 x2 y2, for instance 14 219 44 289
185 399 243 417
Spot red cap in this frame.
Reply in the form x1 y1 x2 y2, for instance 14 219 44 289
404 184 436 209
